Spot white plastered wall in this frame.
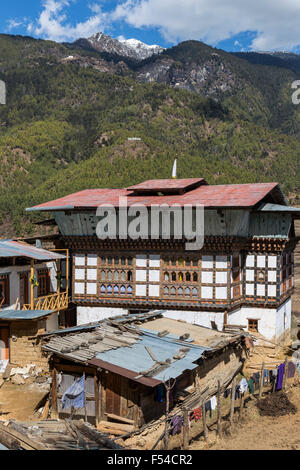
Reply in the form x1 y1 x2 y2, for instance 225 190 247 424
276 298 291 340
162 310 225 331
227 300 291 341
77 306 128 325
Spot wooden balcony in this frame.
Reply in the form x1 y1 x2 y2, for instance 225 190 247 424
22 291 69 312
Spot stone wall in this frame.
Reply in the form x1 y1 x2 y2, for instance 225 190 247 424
9 320 49 370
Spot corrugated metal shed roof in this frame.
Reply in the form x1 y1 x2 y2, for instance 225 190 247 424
259 203 300 214
94 329 208 383
26 182 283 211
0 310 55 320
0 240 65 261
42 314 212 385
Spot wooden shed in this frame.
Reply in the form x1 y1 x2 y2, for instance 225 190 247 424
42 312 246 431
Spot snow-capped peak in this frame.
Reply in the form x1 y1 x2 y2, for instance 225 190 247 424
86 32 164 61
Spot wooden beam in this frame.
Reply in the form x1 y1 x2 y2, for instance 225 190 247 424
51 366 58 419
94 372 100 427
0 423 47 450
230 377 236 426
30 259 34 310
104 413 135 425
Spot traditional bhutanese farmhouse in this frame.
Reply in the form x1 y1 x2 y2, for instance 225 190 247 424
41 312 246 428
0 240 69 369
27 178 300 342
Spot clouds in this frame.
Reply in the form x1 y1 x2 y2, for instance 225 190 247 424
27 0 109 42
113 0 300 51
5 0 300 51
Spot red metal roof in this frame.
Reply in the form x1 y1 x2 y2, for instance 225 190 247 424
27 182 281 211
127 178 207 192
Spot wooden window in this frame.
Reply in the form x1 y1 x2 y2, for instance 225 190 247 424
257 270 266 282
38 270 50 297
193 272 198 282
164 272 169 282
248 319 258 333
178 272 184 282
0 275 9 307
171 272 176 281
186 273 191 282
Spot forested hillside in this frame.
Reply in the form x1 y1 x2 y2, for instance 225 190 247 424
0 34 299 236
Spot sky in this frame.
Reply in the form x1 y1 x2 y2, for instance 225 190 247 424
1 0 300 52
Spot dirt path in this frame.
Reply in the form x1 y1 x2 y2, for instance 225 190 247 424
0 382 48 422
189 386 300 451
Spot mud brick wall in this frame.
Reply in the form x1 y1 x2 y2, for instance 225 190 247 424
197 345 244 391
9 320 49 370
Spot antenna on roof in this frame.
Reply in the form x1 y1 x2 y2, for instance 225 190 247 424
172 155 178 179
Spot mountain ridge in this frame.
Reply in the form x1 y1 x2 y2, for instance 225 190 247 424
0 33 299 237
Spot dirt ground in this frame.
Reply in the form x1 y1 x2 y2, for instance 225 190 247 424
203 385 300 450
0 382 48 422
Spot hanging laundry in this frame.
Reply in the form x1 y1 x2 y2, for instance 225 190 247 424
276 363 285 391
248 378 255 395
297 362 300 375
205 400 212 418
62 374 85 410
171 415 183 435
192 407 202 421
253 372 260 390
210 396 217 411
239 378 248 394
287 362 296 379
235 385 240 400
224 388 231 399
263 370 269 385
154 384 165 403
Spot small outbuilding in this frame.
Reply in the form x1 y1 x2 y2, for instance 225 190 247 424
42 311 247 429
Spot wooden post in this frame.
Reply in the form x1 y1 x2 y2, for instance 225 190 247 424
230 377 236 426
239 393 244 419
94 372 100 427
182 407 189 450
201 403 208 442
217 380 221 436
51 366 58 419
283 356 289 391
164 382 170 450
57 259 61 295
259 362 265 399
66 249 69 297
30 260 34 310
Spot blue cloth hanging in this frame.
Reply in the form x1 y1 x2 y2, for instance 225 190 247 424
62 374 85 410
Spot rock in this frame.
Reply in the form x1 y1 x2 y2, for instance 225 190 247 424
136 438 146 447
35 376 47 384
11 374 25 385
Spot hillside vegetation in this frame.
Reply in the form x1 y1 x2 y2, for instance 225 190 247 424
0 34 299 236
